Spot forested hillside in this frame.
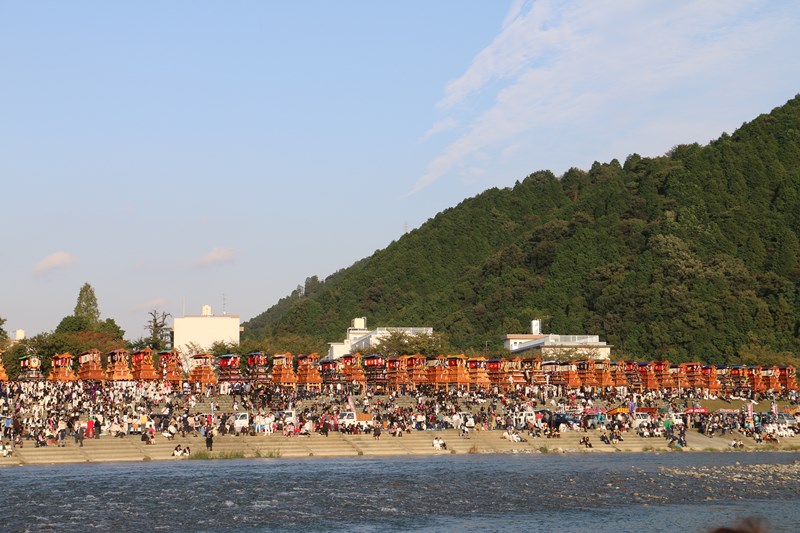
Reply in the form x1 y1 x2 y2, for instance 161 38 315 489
245 96 800 365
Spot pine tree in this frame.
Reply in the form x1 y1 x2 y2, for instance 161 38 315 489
74 283 100 327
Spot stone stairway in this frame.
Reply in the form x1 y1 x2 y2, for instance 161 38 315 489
5 425 797 467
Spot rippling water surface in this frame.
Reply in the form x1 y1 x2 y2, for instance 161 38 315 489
4 452 798 532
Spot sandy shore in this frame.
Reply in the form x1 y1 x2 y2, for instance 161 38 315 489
2 427 798 466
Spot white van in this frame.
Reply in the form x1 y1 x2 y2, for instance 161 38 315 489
457 412 476 428
338 411 373 429
629 412 653 428
233 412 250 433
281 410 298 426
514 411 539 427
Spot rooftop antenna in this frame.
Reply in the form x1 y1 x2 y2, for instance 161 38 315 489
404 221 408 234
223 293 227 315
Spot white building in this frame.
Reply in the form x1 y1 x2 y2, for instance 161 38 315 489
172 305 241 362
326 317 433 360
502 320 612 360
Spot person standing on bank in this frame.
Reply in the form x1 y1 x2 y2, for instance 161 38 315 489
205 427 214 452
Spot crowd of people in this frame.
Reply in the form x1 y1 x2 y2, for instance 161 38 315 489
1 379 798 457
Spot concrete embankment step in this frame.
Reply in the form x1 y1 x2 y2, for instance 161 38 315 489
8 426 796 466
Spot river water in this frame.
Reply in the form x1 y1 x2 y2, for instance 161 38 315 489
3 452 798 532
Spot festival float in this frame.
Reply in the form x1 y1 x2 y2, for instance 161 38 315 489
557 360 582 389
188 353 218 391
725 366 750 393
653 361 675 389
609 361 629 389
270 353 298 389
700 365 722 394
715 366 732 393
18 354 44 381
321 357 340 387
405 354 428 388
744 366 764 393
296 353 323 390
340 353 367 388
426 355 449 390
778 366 797 391
488 358 511 389
246 351 271 383
594 359 614 389
503 358 528 389
669 363 688 391
576 359 600 389
761 366 782 392
47 352 77 382
159 349 184 387
363 353 388 391
218 353 244 383
466 356 491 390
637 362 659 391
78 349 105 381
130 347 159 381
679 362 704 389
624 361 644 392
387 355 413 392
540 360 559 387
105 349 133 381
446 354 471 390
521 356 547 386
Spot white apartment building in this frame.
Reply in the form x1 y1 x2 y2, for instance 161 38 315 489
326 317 433 360
502 320 612 360
172 305 241 365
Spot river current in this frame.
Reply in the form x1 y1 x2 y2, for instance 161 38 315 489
3 452 798 532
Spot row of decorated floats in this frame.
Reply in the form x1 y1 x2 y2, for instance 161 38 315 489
317 355 798 395
224 354 798 395
1 348 797 395
171 353 800 395
0 348 205 388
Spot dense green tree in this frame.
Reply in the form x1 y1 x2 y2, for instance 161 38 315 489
74 283 100 326
373 331 451 356
97 318 125 339
209 340 240 356
0 315 7 345
55 315 91 334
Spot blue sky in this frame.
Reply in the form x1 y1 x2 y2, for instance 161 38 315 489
2 1 799 340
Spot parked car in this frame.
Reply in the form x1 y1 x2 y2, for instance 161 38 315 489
338 411 373 429
514 411 539 428
280 410 298 426
232 412 250 433
629 412 654 429
552 413 582 429
774 412 797 429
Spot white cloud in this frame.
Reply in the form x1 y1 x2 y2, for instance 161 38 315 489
34 251 75 276
422 117 460 140
412 0 799 195
194 247 238 266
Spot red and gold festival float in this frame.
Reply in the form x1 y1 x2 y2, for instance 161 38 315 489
48 352 77 382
